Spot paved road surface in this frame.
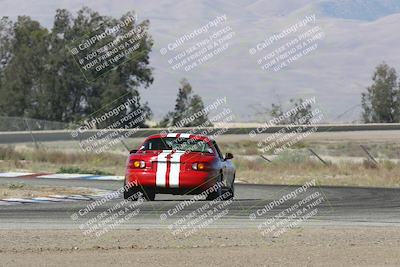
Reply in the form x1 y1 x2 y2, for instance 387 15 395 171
0 177 399 229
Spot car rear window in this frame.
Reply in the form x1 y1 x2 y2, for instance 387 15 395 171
140 137 213 154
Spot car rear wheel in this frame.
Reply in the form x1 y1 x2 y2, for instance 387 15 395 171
225 174 235 200
224 184 234 200
206 174 222 201
123 185 140 200
142 188 156 201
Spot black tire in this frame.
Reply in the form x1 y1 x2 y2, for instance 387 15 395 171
224 184 235 200
221 173 235 200
142 188 156 201
206 174 222 201
123 186 140 200
226 174 235 200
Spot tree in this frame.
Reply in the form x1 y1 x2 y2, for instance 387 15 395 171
159 79 211 127
361 63 400 123
0 16 49 117
31 9 77 122
93 10 153 128
0 17 13 87
0 18 12 114
0 7 154 127
269 98 314 124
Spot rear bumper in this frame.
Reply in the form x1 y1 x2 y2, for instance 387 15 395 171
125 169 219 193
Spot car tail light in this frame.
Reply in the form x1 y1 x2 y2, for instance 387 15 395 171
130 160 146 169
192 162 206 171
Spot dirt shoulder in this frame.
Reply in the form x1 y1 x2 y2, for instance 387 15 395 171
1 227 399 266
0 183 97 198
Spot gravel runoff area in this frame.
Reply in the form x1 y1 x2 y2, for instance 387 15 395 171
1 227 399 266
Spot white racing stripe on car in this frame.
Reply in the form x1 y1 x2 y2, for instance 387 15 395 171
156 150 172 187
169 152 184 188
167 133 178 137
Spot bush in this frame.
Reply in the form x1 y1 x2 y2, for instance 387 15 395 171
57 167 114 175
0 146 24 160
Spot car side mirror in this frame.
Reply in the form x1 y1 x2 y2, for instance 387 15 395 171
129 149 138 154
224 152 234 160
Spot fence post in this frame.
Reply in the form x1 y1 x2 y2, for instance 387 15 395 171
308 148 329 166
360 145 378 166
120 139 130 152
260 154 272 163
24 118 39 149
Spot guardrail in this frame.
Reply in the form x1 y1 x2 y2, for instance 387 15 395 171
0 123 400 144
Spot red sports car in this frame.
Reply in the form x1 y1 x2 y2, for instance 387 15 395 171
124 133 235 201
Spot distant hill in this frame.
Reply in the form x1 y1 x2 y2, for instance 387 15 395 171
311 0 400 21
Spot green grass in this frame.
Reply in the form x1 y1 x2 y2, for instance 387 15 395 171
57 166 114 175
7 182 26 189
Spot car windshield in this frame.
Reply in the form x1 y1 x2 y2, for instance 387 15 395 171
140 137 213 154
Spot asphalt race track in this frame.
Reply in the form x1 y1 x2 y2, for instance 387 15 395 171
0 177 399 229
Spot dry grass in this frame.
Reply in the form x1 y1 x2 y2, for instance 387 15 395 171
0 146 127 175
1 144 400 188
234 151 400 187
0 182 97 198
219 139 400 159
